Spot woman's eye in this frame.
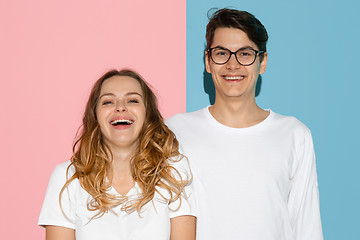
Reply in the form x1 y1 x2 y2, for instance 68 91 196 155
128 99 139 103
102 100 113 105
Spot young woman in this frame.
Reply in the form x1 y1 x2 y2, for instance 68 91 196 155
38 69 196 240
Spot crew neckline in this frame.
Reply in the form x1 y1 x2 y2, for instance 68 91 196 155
204 106 274 134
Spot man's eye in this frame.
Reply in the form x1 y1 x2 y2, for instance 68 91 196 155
215 51 228 56
239 51 253 57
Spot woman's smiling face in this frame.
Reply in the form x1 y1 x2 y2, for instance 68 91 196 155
96 75 146 151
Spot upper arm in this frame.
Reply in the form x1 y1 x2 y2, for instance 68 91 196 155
288 128 323 239
168 156 197 219
46 226 75 240
38 162 77 229
170 215 196 240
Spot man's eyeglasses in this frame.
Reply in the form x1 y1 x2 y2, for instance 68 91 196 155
207 47 265 66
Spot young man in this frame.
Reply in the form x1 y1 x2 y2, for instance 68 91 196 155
166 8 323 240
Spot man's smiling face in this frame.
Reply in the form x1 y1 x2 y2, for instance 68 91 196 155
205 27 267 101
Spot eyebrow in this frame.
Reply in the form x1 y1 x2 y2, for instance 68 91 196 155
213 45 257 51
99 92 143 99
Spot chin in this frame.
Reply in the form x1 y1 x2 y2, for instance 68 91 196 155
224 89 246 97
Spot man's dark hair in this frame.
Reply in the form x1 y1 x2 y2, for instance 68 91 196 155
206 8 268 60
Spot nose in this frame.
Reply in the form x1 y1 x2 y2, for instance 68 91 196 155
226 54 241 70
115 102 127 112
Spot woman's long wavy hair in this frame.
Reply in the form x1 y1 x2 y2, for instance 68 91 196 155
60 69 188 219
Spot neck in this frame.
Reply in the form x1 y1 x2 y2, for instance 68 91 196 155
210 95 269 128
105 145 136 195
107 144 137 179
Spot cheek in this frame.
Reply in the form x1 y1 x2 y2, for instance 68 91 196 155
136 108 146 129
138 108 146 124
96 109 107 126
248 63 261 76
210 65 224 81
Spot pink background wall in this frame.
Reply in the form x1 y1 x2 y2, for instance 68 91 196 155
0 1 186 238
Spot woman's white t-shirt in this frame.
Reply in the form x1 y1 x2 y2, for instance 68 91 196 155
38 158 196 240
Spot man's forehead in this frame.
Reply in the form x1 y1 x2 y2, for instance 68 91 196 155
211 27 257 49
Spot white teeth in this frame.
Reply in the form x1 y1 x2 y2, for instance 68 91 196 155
224 76 244 80
111 119 134 125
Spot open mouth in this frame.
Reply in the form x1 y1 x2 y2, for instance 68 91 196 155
110 119 134 126
223 75 244 81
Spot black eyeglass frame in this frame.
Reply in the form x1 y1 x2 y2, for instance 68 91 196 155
207 47 265 66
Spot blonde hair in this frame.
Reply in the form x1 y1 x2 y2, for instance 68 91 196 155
60 69 188 219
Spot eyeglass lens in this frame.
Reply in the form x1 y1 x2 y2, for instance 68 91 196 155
211 48 257 65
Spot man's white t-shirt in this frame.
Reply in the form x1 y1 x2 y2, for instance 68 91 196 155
38 158 195 240
166 107 323 240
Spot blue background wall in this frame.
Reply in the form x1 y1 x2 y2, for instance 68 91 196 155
186 0 360 239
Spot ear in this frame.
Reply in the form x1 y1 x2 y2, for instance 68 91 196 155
205 51 211 74
259 52 268 74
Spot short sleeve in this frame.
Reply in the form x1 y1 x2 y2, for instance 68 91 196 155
168 156 197 219
38 161 77 229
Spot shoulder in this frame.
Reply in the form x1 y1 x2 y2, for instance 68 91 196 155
167 155 192 181
165 107 208 127
51 160 75 178
271 111 311 136
47 160 76 188
39 160 78 229
270 111 314 153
